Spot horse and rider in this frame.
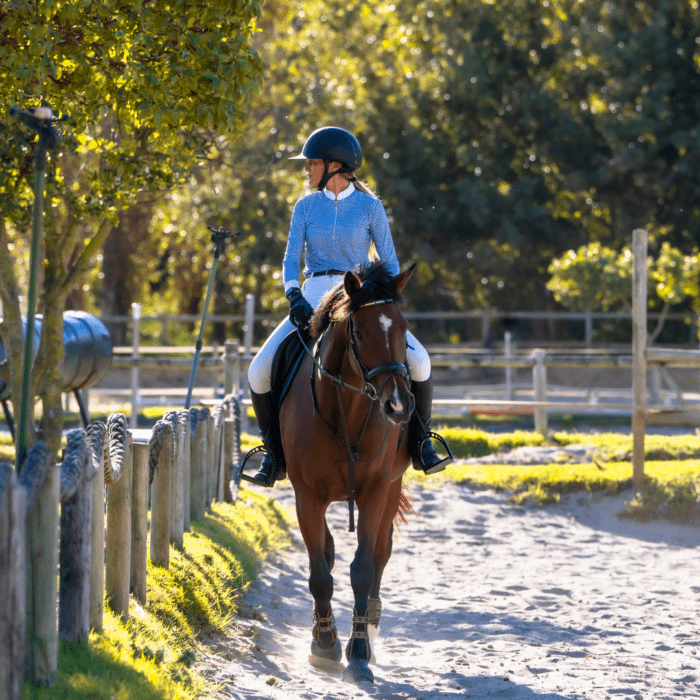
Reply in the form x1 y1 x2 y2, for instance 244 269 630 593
242 126 453 489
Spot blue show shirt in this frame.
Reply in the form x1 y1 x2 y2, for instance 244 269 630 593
282 183 401 293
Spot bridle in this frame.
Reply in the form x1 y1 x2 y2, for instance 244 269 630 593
298 298 410 401
296 298 411 532
347 301 410 400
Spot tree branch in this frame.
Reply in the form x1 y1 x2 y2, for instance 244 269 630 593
648 302 670 346
57 217 113 300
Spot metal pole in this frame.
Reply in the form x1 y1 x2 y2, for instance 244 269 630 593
185 227 237 410
11 106 63 473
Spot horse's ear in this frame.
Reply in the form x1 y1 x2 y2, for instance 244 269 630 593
393 263 416 292
344 270 363 296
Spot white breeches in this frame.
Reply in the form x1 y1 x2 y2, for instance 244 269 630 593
248 275 431 394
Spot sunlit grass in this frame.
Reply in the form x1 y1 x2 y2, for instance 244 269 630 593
23 493 293 699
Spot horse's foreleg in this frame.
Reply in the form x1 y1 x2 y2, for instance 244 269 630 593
324 519 335 572
297 499 342 669
343 532 377 683
367 523 392 644
368 481 402 641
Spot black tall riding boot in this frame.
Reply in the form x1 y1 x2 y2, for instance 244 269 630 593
408 377 453 475
240 389 284 488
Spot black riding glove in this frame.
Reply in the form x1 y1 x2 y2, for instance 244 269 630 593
286 288 313 329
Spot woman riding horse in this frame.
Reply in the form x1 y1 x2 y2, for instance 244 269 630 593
244 126 452 487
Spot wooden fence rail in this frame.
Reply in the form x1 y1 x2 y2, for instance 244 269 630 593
0 395 241 698
99 306 700 349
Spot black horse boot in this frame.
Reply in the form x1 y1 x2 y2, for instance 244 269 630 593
408 377 453 475
240 389 284 488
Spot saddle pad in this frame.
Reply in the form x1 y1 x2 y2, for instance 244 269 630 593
271 328 310 410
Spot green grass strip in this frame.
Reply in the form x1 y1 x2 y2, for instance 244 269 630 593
23 492 293 700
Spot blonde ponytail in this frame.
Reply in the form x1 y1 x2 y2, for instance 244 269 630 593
353 179 378 198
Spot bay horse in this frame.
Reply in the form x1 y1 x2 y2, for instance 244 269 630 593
280 261 416 684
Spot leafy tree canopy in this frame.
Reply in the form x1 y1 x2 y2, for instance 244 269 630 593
547 240 700 343
146 0 700 336
0 0 262 454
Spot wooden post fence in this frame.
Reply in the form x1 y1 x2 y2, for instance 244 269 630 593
532 349 547 436
0 463 26 700
149 419 174 569
130 441 149 605
0 391 239 698
58 430 93 645
632 229 648 486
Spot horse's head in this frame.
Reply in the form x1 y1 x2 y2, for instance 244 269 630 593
342 263 417 426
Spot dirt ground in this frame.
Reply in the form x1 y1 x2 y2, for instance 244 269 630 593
196 478 700 700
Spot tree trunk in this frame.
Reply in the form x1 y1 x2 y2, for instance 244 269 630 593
98 203 154 345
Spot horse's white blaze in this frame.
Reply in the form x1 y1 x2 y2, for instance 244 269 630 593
379 313 393 351
390 385 402 411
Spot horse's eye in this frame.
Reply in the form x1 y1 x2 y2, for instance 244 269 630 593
354 330 362 342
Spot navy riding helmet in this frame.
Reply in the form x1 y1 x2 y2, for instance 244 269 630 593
289 127 363 190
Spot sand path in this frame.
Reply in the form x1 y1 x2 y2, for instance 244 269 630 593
198 482 700 699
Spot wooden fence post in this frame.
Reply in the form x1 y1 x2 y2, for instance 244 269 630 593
206 412 215 505
189 411 207 521
584 309 593 347
632 228 648 486
130 442 149 605
217 414 227 503
88 423 106 633
25 461 60 686
182 410 191 533
224 416 235 501
213 403 224 501
504 332 513 400
106 431 132 621
0 464 27 700
532 349 548 436
164 410 186 548
224 339 236 396
130 303 141 430
228 398 242 500
59 431 93 645
150 421 173 569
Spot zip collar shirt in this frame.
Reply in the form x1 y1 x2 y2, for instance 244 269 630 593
282 183 401 294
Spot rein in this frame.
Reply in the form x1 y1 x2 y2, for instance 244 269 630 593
296 299 409 532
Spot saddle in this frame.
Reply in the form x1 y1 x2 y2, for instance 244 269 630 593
271 327 312 410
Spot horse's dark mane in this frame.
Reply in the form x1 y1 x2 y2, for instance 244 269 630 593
310 262 403 338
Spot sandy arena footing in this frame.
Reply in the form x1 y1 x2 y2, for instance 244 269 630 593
197 482 700 700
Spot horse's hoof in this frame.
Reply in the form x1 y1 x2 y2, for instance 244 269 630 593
342 658 374 684
309 639 343 672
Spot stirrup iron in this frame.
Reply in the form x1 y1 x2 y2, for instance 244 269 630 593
239 445 276 487
418 431 454 473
